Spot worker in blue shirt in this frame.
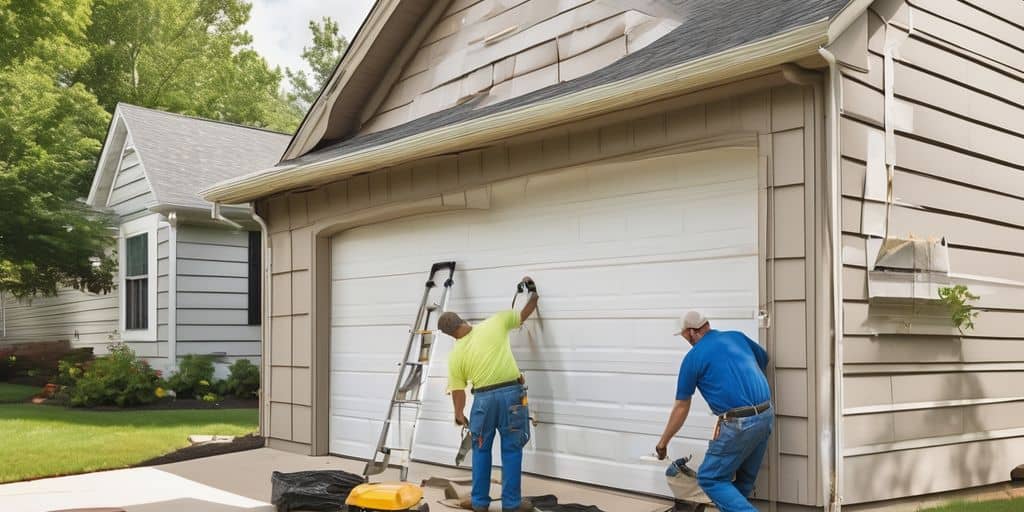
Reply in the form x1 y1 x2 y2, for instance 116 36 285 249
656 311 773 512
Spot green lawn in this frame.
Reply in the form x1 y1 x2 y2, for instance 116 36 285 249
0 403 257 483
921 498 1024 512
0 382 40 403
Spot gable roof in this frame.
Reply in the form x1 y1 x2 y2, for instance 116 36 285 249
204 0 864 204
88 104 291 212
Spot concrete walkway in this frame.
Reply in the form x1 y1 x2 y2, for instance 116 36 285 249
0 448 675 512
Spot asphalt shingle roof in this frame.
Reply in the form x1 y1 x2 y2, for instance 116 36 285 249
286 0 852 168
118 104 291 208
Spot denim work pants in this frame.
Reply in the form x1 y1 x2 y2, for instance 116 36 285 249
697 404 774 512
469 384 531 510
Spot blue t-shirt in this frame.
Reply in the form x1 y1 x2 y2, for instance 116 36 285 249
675 329 771 415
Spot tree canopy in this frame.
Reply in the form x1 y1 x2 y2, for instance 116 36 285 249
0 0 312 298
286 16 349 111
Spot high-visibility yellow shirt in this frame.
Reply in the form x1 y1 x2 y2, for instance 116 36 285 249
447 310 521 392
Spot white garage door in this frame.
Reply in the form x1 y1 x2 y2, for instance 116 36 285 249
329 148 760 496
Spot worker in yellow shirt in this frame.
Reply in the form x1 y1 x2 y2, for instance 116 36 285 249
440 277 539 512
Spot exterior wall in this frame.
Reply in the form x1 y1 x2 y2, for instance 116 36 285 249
836 1 1024 504
1 289 119 353
157 224 261 373
360 0 679 134
259 74 829 506
106 144 157 221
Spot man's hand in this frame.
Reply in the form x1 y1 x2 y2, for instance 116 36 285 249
656 443 668 460
455 412 468 426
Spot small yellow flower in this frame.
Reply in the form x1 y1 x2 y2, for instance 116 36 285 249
155 387 166 398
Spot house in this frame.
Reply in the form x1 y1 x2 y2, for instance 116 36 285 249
201 0 1024 509
1 104 290 375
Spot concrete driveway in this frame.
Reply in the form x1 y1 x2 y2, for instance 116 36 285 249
0 448 675 512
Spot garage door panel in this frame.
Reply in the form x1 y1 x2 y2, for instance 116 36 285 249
330 149 759 496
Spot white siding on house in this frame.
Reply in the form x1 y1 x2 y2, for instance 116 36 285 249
168 225 261 369
1 288 119 354
106 146 157 221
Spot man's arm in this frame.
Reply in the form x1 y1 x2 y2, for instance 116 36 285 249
520 292 539 324
451 390 468 426
656 399 692 459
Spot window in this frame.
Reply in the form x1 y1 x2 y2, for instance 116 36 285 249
248 231 262 325
125 233 148 330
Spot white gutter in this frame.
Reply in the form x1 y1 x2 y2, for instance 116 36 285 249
250 204 272 439
167 212 178 371
819 46 845 512
202 19 834 204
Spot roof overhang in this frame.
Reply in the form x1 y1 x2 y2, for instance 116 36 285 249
149 203 257 229
204 1 871 205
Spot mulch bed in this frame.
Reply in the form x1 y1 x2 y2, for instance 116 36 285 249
37 397 258 410
135 433 265 467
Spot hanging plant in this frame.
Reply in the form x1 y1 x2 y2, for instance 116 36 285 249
937 285 980 334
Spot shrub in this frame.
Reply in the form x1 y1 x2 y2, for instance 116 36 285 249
166 355 216 399
66 343 160 407
225 359 260 399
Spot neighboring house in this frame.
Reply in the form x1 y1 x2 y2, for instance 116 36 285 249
202 0 1024 510
2 104 290 375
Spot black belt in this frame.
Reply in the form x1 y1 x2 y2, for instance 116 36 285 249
472 379 520 394
720 401 771 419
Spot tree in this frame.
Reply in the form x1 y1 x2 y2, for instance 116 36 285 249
0 0 116 297
286 16 349 110
76 0 302 132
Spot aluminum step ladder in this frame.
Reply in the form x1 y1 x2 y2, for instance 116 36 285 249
364 261 457 481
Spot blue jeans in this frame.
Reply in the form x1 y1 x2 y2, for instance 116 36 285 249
469 384 530 510
697 405 774 512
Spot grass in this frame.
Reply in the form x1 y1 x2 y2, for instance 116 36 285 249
0 382 41 403
920 498 1024 512
0 403 257 483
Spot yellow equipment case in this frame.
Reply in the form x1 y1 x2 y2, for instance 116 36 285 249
344 482 429 511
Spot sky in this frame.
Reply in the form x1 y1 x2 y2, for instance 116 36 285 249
246 0 376 79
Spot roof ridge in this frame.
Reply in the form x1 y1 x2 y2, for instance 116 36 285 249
115 103 294 137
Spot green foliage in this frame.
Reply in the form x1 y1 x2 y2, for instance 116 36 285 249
76 0 301 132
201 392 218 403
0 0 117 298
65 343 160 407
166 354 216 399
286 16 348 110
937 285 980 335
225 358 259 398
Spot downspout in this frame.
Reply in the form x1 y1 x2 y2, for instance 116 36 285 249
1 291 6 338
212 202 244 230
782 63 835 512
818 46 845 512
249 204 272 439
167 212 179 371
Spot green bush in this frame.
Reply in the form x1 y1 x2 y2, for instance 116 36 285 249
66 344 160 407
225 359 260 399
166 355 216 399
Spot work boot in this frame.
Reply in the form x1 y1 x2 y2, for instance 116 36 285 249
502 498 534 511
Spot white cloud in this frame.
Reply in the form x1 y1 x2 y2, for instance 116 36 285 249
246 0 376 78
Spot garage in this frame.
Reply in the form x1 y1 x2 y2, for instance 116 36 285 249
329 148 760 496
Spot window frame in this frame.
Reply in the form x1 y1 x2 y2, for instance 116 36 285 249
120 214 158 341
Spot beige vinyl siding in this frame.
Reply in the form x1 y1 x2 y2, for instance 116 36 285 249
1 288 119 353
259 75 827 506
837 2 1024 504
106 147 157 221
162 225 260 363
360 0 679 134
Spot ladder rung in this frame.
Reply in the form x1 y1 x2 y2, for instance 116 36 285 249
382 446 410 452
412 329 434 334
392 400 422 405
